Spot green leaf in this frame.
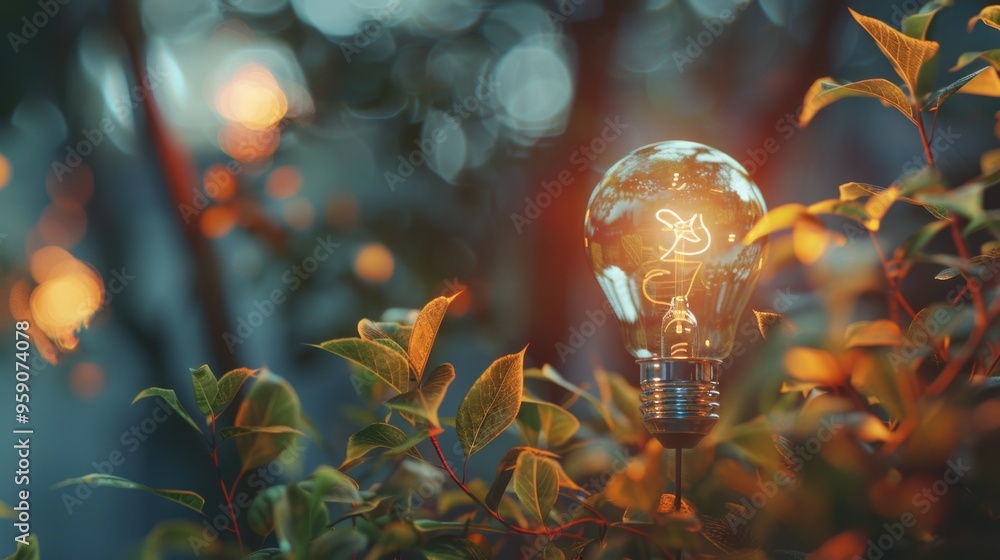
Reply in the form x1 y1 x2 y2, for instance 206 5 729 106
559 539 595 560
952 50 1000 72
799 77 915 128
485 447 560 510
132 388 202 434
358 319 412 349
52 474 204 513
437 480 489 516
383 428 432 457
316 338 410 394
242 550 283 560
849 8 940 97
275 483 329 560
924 67 989 111
190 365 219 416
902 0 951 39
595 369 645 444
456 349 525 457
541 544 565 560
517 397 580 448
219 425 304 441
0 501 14 519
386 363 455 428
234 371 306 472
140 520 221 560
373 337 412 365
249 485 287 535
968 6 1000 31
341 422 422 471
894 220 949 262
4 534 38 560
849 350 915 423
423 536 491 560
213 368 255 416
525 365 607 425
408 294 458 380
917 181 987 222
376 521 422 553
934 267 962 280
839 182 947 225
512 452 560 528
332 496 389 525
907 305 969 353
899 166 945 196
305 465 363 504
304 528 369 560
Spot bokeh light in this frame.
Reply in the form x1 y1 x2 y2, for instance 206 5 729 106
218 122 281 162
325 193 360 231
0 152 11 189
494 41 573 139
38 198 88 248
282 197 315 230
354 242 395 284
69 362 106 399
27 248 104 351
266 165 302 199
214 63 289 131
204 164 238 201
200 205 240 238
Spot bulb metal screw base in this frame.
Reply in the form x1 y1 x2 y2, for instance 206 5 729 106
638 359 719 449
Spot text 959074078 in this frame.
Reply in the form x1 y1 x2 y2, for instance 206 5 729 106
13 320 33 547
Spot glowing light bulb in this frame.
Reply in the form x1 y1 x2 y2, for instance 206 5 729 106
584 141 768 448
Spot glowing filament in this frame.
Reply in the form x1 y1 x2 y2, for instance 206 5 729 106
655 209 712 259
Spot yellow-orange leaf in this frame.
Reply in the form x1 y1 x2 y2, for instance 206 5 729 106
799 77 916 127
744 203 807 245
782 347 846 392
845 320 906 348
812 531 868 560
951 50 1000 72
958 67 1000 97
849 8 940 97
982 148 1000 176
968 6 1000 32
856 414 892 442
863 186 900 231
792 216 844 265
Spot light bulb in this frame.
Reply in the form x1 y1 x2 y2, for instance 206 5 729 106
584 141 768 448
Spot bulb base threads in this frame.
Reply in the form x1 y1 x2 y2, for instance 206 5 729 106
638 359 719 449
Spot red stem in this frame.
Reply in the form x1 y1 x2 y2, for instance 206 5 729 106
869 231 949 361
927 298 1000 395
428 434 603 538
210 417 244 550
916 111 935 169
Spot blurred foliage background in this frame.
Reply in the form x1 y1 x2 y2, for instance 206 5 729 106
0 0 998 558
